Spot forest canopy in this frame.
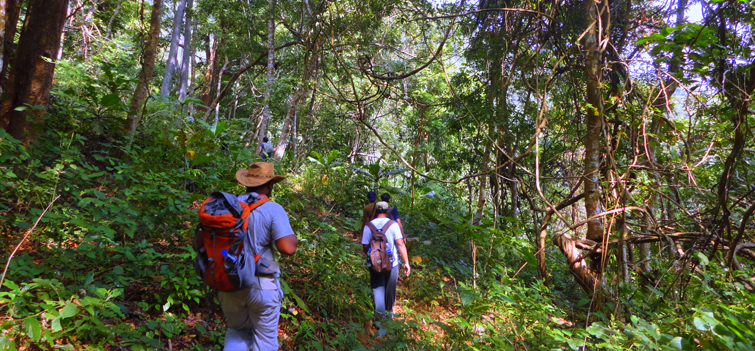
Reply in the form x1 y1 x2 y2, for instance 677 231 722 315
0 0 754 349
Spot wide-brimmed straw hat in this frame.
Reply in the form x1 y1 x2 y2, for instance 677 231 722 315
235 162 286 187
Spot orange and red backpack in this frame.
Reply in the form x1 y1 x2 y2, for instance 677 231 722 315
193 192 269 291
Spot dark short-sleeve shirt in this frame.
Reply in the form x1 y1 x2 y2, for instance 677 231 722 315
388 207 400 221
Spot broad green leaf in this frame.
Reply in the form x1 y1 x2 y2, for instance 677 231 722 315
60 302 78 319
280 280 310 314
84 272 94 286
100 93 122 109
693 317 708 331
51 317 62 332
24 317 41 342
191 153 214 167
668 336 683 350
3 280 19 290
521 248 537 267
215 121 227 136
694 252 709 267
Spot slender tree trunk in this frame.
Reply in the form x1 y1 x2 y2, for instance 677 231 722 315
0 0 7 77
550 0 608 296
273 48 318 159
583 0 605 246
411 106 427 207
0 0 20 91
199 33 217 107
258 0 275 141
201 41 297 123
0 0 69 144
274 85 305 159
211 57 228 123
178 0 193 102
78 0 96 59
126 0 163 138
105 1 122 39
57 5 70 61
475 142 492 220
160 0 187 97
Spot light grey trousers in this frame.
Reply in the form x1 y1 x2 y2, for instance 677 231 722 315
219 282 281 351
369 265 399 320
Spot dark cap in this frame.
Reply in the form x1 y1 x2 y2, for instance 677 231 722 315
367 191 377 202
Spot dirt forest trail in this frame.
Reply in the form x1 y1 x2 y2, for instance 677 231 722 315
274 205 475 350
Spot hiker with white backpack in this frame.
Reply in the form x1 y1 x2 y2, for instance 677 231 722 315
362 201 411 320
258 137 275 160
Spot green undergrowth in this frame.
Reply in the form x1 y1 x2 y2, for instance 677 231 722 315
1 126 753 351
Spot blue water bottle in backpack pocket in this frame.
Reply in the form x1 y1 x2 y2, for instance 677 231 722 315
221 249 238 274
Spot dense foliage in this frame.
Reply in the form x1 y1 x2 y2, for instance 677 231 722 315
1 0 754 350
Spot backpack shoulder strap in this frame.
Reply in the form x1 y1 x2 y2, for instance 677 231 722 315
365 221 379 235
382 220 396 233
243 195 271 255
248 195 270 211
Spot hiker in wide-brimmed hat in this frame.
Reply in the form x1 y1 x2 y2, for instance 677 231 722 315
219 162 297 350
235 162 286 188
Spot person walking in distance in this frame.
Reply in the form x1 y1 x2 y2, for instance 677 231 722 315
222 162 298 350
258 137 274 160
379 192 406 237
362 201 410 320
359 191 377 240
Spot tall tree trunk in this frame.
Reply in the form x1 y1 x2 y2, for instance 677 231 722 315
582 0 605 247
274 48 317 159
57 5 71 61
178 0 193 102
475 142 492 220
258 0 275 141
160 0 187 97
551 0 608 295
105 1 122 39
0 0 69 144
273 84 305 159
0 0 20 91
126 0 163 139
198 33 217 108
78 0 96 59
0 0 8 82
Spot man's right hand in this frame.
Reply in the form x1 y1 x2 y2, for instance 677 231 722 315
403 262 411 277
